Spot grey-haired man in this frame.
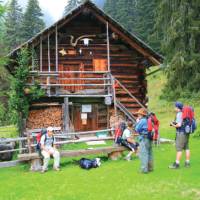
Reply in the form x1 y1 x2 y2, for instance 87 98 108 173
41 127 60 173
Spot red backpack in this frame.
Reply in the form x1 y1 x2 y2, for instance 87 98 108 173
182 106 194 123
36 129 47 151
182 106 196 134
147 113 160 140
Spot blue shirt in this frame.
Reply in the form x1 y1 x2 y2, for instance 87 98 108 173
135 117 148 135
175 111 184 132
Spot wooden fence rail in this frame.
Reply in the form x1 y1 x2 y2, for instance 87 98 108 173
0 128 114 155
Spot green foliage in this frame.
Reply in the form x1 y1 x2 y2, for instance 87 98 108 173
155 0 200 100
20 0 45 42
8 48 44 135
3 0 23 51
0 102 6 125
63 0 85 15
103 0 161 52
0 0 5 18
0 125 17 137
147 67 200 139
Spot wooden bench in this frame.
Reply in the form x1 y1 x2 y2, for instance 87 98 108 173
18 146 128 171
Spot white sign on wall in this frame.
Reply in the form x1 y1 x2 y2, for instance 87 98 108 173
81 113 87 120
82 105 92 113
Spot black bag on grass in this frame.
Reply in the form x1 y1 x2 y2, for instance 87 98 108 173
79 158 101 170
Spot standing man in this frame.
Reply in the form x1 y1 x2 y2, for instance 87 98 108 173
41 127 60 173
169 102 190 169
135 108 153 174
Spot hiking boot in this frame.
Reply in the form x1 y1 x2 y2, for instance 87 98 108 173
168 162 180 169
124 156 131 161
184 162 190 168
54 167 60 171
41 169 47 173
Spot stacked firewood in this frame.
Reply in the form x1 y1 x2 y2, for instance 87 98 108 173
26 106 63 129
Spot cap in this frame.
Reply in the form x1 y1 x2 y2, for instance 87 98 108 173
47 127 54 132
175 102 183 110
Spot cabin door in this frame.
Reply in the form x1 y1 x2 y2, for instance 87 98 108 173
58 63 84 93
71 104 98 132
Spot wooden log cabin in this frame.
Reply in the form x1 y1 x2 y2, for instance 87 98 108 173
6 1 163 133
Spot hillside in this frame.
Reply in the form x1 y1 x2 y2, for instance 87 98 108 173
147 67 200 139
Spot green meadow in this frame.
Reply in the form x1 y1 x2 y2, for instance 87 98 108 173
0 70 200 200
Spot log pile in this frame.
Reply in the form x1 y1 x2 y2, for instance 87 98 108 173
26 106 63 129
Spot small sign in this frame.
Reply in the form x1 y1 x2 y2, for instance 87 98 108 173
81 113 87 120
82 119 87 125
105 96 112 105
82 105 92 113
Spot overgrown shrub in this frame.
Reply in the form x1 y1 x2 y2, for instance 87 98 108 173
8 48 44 135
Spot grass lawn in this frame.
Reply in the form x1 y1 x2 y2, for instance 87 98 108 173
0 138 200 200
0 125 18 138
0 69 200 200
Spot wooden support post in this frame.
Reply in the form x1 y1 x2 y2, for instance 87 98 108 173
63 97 70 132
27 133 42 171
55 25 58 72
27 134 33 154
46 76 51 96
30 158 42 172
106 21 111 73
31 45 35 84
48 33 51 72
40 36 43 72
111 76 117 119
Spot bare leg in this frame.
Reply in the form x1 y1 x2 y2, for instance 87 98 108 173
176 151 182 163
185 150 190 161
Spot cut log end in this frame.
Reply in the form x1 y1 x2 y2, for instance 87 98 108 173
108 151 123 160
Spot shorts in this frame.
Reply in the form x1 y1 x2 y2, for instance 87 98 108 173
122 140 139 151
175 132 190 151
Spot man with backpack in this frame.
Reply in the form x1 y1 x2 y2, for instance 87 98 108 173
135 108 153 173
40 127 60 173
169 102 194 169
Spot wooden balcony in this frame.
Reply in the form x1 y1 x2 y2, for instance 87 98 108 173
27 71 113 97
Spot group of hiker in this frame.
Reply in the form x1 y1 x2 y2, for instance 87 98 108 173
114 108 158 173
114 101 196 173
38 102 196 174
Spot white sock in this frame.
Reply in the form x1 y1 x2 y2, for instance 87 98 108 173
186 160 190 163
126 152 132 158
176 160 180 164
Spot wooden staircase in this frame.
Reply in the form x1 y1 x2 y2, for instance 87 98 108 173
111 76 147 123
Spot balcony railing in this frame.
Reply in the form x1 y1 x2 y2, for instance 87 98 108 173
27 71 113 97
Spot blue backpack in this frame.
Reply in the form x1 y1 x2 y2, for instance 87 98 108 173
79 158 99 170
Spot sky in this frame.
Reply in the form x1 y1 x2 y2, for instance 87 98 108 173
3 0 105 26
3 0 70 25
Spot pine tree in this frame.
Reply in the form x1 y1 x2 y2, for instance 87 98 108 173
20 0 45 42
4 0 23 50
104 0 161 51
0 0 5 18
0 0 5 54
104 0 138 33
63 0 85 15
156 0 200 99
134 0 161 52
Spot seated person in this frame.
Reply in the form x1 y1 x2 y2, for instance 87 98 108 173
41 127 60 173
121 121 139 161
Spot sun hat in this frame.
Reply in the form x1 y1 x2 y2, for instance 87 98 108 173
135 108 148 116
